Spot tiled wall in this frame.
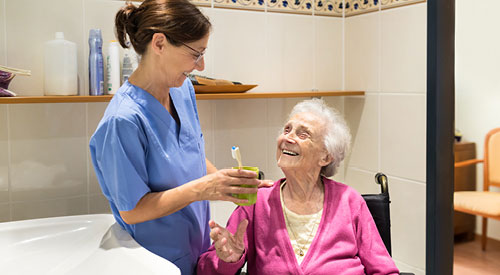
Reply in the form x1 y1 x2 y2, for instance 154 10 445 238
344 3 426 274
0 0 426 273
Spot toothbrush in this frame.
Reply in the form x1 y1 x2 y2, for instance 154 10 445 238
231 146 243 169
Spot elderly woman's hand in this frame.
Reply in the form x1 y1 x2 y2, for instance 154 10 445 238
209 219 247 263
195 169 260 204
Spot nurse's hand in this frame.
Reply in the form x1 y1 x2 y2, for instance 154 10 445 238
194 168 260 204
209 219 247 263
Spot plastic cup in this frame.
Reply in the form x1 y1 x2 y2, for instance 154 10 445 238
232 166 259 206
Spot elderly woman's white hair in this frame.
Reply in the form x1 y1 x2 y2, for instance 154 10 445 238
286 98 351 177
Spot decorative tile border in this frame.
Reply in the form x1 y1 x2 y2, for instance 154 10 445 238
344 0 379 17
136 0 427 17
191 0 212 7
314 0 343 17
267 0 314 15
381 0 426 10
213 0 265 11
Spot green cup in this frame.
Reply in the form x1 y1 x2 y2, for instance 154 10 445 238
232 166 259 206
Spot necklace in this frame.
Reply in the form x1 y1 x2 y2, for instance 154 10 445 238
281 180 320 257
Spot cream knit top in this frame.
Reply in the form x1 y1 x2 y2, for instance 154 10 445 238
280 182 323 264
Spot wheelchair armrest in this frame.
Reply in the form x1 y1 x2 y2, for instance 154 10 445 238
454 158 483 168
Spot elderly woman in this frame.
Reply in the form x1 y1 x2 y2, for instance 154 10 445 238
197 99 399 274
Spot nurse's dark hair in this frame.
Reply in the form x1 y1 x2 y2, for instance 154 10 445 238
115 0 211 55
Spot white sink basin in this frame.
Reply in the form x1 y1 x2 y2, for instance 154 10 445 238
0 214 180 274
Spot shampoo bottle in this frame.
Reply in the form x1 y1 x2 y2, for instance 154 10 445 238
88 29 104 95
106 40 120 94
44 32 77 95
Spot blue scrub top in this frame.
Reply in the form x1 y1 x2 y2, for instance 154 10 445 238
89 79 210 274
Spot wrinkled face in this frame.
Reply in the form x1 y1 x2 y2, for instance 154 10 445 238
276 112 331 173
159 33 209 88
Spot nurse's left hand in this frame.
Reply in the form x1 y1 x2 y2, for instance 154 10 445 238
193 168 260 204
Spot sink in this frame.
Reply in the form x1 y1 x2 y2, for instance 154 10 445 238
0 214 180 274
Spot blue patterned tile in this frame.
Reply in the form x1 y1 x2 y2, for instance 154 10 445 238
345 0 379 16
267 0 314 15
314 0 343 17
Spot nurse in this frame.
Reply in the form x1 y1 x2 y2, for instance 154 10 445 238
89 1 265 274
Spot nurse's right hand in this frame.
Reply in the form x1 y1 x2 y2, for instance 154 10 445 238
193 168 260 204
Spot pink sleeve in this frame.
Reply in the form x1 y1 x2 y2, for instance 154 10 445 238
355 199 400 275
197 206 253 274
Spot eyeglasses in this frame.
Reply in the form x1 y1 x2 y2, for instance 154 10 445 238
179 41 205 65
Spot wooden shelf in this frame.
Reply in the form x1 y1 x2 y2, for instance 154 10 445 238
0 91 364 104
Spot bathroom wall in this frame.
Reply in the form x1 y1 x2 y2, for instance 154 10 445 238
455 0 500 241
0 0 426 273
344 3 427 274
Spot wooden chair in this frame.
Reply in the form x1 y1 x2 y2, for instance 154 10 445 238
454 127 500 250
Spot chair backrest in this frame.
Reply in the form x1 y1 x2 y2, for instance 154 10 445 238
485 128 500 189
361 173 392 256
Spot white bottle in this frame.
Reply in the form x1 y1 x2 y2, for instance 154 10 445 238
106 41 120 95
44 32 77 96
121 49 134 84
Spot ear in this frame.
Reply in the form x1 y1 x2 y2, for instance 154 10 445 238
319 152 333 167
150 33 167 55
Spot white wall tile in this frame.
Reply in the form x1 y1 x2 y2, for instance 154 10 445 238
345 167 381 195
89 193 111 214
209 200 237 226
380 3 426 93
344 94 379 171
5 0 85 96
0 0 6 65
267 13 314 92
87 102 108 194
314 16 343 91
195 7 214 78
345 12 380 92
380 94 426 182
11 196 87 221
0 106 8 203
9 104 87 202
265 97 303 181
197 100 215 163
213 99 268 171
209 9 268 91
389 177 426 270
84 0 128 96
0 202 9 222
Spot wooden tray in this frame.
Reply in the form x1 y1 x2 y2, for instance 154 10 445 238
194 84 257 94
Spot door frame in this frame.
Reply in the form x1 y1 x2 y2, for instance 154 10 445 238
426 0 455 274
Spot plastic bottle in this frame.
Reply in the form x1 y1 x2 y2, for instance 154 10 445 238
88 29 104 96
121 49 133 84
106 40 120 94
43 32 77 96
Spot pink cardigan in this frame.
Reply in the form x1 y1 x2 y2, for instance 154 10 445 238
197 177 399 275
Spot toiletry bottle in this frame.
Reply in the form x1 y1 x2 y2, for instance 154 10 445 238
44 32 77 96
106 40 120 94
121 49 133 84
88 29 104 96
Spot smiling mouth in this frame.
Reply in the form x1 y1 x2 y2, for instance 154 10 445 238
282 149 299 156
